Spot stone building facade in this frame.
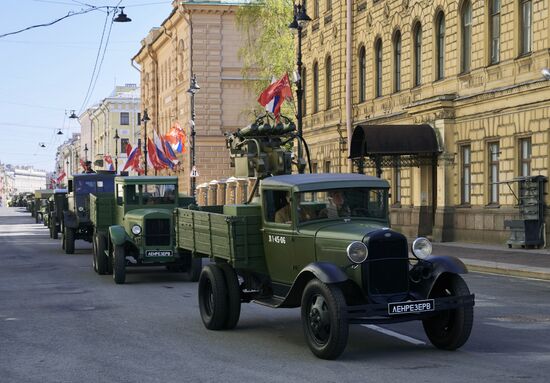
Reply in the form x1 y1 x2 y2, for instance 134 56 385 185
132 0 253 195
300 0 550 244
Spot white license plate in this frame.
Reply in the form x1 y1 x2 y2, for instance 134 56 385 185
145 250 173 257
388 299 435 315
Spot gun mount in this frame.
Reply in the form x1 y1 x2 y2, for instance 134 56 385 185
226 115 304 178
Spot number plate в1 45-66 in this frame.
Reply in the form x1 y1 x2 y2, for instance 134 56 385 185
145 250 173 257
388 299 435 315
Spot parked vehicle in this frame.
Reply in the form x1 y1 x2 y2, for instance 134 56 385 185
47 189 67 239
89 176 200 284
62 172 116 254
34 189 53 224
176 118 475 359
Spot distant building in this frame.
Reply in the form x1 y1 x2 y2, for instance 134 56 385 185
12 167 47 193
55 133 81 183
79 84 140 173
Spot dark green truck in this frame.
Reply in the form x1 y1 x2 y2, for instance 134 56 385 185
34 189 53 224
47 189 67 239
89 176 200 284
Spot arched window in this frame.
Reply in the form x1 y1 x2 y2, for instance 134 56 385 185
413 22 422 86
520 0 532 55
393 30 401 92
436 12 445 80
358 46 366 103
325 56 332 109
461 1 472 73
375 39 383 98
302 67 307 116
313 61 319 113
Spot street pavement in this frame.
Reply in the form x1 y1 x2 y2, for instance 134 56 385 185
1 206 550 382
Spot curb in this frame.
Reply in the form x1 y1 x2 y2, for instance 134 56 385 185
462 258 550 281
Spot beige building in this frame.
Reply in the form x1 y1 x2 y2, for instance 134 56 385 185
132 0 254 195
55 133 81 183
299 0 550 244
79 84 141 173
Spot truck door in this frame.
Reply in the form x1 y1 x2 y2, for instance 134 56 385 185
262 189 297 287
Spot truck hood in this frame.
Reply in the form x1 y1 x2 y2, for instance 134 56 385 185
125 208 173 221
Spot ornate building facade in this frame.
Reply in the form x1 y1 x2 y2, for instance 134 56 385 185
300 0 550 243
132 0 253 195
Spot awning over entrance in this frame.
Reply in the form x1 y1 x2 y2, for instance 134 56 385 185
349 124 441 174
350 124 440 158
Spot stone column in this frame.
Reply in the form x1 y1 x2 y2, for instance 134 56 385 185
216 179 227 205
226 177 237 204
208 180 218 206
236 178 248 204
197 183 208 206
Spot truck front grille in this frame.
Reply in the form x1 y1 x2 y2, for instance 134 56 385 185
145 218 171 246
362 231 409 300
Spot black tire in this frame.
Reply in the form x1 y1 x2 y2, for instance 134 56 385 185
422 274 474 351
198 264 229 330
96 234 108 275
51 217 58 239
64 226 75 254
35 213 39 224
49 219 54 239
219 263 241 330
112 245 126 284
301 279 349 360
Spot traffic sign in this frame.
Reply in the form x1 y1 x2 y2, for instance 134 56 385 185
190 166 199 178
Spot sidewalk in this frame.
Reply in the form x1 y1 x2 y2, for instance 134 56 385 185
432 242 550 280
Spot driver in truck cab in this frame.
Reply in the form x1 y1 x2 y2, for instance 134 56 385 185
320 190 351 219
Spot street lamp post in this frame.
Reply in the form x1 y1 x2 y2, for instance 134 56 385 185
289 1 311 174
187 74 200 199
141 110 151 176
113 129 120 173
84 144 88 162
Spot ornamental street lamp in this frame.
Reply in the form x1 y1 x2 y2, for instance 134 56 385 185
141 109 151 176
113 129 120 173
187 74 200 199
289 0 311 174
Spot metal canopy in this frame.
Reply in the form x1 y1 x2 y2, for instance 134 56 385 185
349 124 440 171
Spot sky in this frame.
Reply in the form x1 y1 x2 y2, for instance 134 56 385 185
0 0 173 172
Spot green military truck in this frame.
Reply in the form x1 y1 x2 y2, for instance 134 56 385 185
89 176 200 284
34 189 53 224
174 118 475 360
62 172 116 254
47 189 67 239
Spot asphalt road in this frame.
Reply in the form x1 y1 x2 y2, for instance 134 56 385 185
1 206 550 383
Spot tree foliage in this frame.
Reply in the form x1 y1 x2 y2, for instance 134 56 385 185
236 0 295 97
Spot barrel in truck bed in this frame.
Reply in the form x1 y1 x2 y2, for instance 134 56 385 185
176 205 267 273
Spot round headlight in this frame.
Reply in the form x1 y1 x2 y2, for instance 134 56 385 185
346 241 368 264
78 206 84 212
131 225 142 236
412 237 432 259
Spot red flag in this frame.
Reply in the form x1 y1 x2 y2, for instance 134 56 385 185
257 73 293 118
56 171 66 183
79 159 86 171
147 137 166 170
126 143 132 157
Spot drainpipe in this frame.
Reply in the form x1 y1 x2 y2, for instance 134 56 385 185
345 0 353 172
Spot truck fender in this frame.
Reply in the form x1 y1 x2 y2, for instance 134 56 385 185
109 225 129 246
411 255 468 298
280 262 349 308
63 211 77 229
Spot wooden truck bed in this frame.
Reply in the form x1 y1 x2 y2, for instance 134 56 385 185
175 205 267 273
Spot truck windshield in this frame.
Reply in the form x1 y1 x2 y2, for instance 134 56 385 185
298 187 388 223
142 184 177 205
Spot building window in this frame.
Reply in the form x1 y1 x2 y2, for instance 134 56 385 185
137 112 141 126
375 39 383 98
302 67 307 116
461 1 472 73
313 61 319 113
326 0 332 11
413 22 422 87
324 160 331 173
359 46 366 102
519 137 531 176
121 138 130 155
436 12 445 80
488 142 499 204
490 0 501 64
520 0 532 55
325 56 332 109
393 165 401 205
461 145 471 204
313 0 319 18
393 30 401 92
120 112 129 125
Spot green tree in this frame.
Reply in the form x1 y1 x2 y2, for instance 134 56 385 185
236 0 295 115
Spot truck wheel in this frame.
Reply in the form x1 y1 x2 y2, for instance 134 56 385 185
198 264 228 330
301 279 349 360
51 217 58 239
35 213 39 224
96 234 108 275
112 245 126 284
49 219 54 239
92 234 98 273
219 263 241 330
64 226 75 254
422 274 473 351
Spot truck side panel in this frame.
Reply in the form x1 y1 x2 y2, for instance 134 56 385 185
90 193 116 232
176 208 267 273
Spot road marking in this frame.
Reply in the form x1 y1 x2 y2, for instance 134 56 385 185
361 324 426 345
